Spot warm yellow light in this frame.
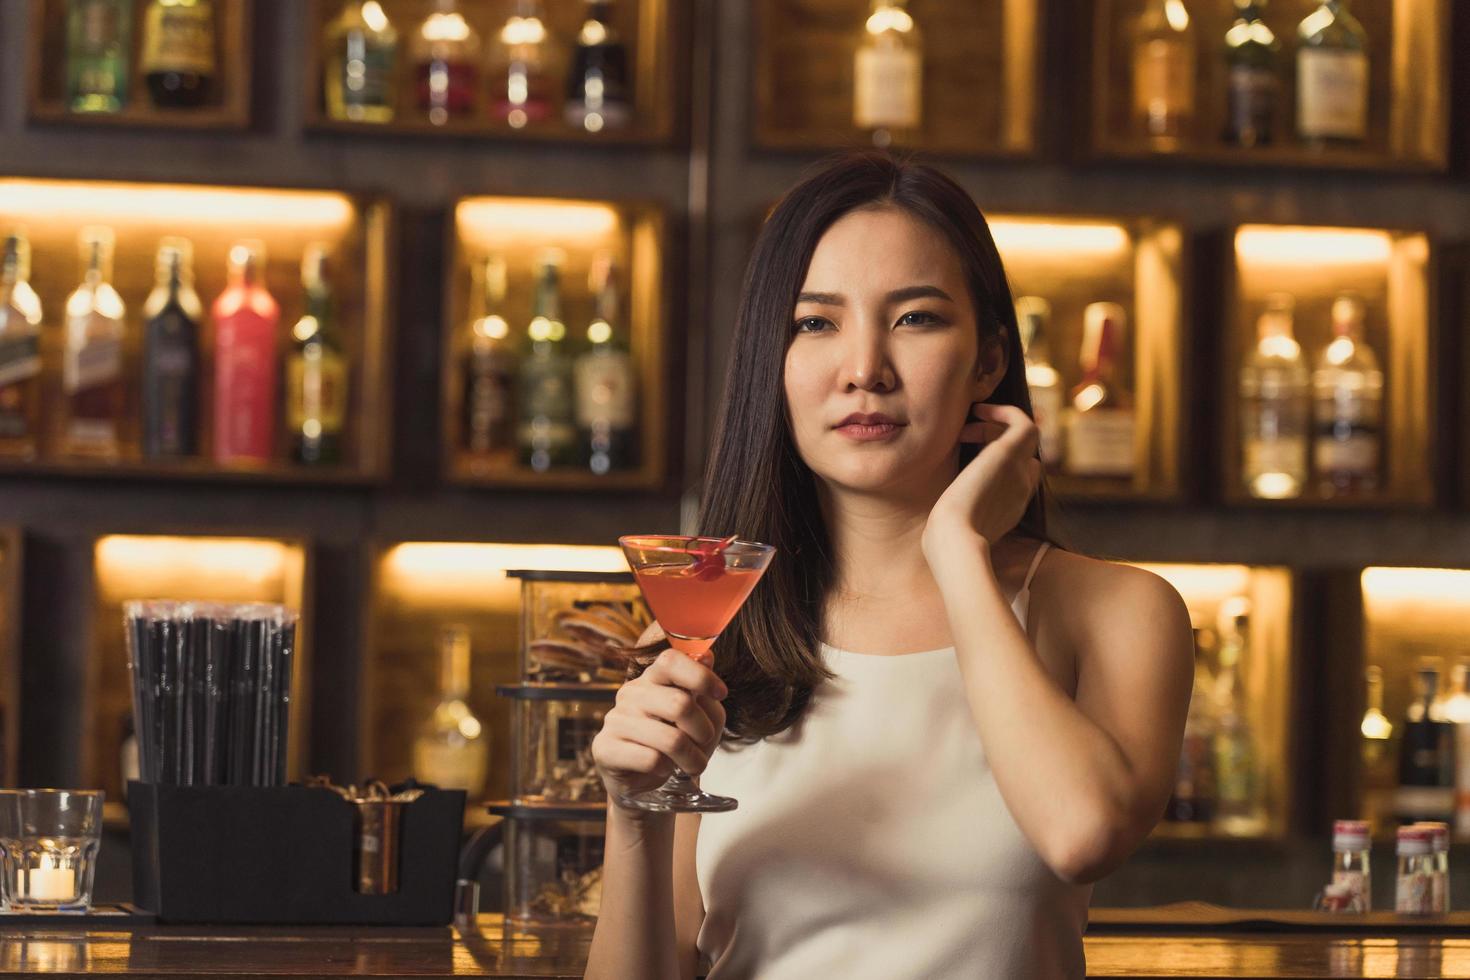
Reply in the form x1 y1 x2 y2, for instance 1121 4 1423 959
500 15 547 46
96 535 296 601
1135 563 1255 606
865 6 915 34
457 199 621 250
361 1 389 33
989 219 1131 260
382 543 628 606
0 180 355 230
473 314 509 340
1362 567 1470 609
1164 0 1190 32
587 319 612 344
423 12 472 43
1236 226 1393 267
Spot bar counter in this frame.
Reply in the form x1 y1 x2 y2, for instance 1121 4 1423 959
4 908 1470 979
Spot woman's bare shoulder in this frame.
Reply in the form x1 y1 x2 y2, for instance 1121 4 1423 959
1034 548 1188 626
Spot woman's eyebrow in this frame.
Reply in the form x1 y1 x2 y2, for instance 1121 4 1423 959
797 290 844 306
885 284 953 304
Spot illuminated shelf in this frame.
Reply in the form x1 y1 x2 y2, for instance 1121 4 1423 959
361 542 630 807
1088 0 1448 172
0 528 19 787
440 196 671 492
84 534 312 803
302 0 679 145
1356 566 1470 832
1137 562 1296 841
994 214 1186 502
1220 223 1434 509
0 177 395 483
27 0 253 131
753 0 1039 157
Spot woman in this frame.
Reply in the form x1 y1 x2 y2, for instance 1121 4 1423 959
586 152 1193 980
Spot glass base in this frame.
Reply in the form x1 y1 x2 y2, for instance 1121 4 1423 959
615 769 737 814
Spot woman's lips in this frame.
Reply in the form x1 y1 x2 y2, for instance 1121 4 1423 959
835 422 903 442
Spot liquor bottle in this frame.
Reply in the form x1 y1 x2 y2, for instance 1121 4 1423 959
66 0 130 113
1241 293 1309 499
1212 598 1265 835
212 241 280 465
324 0 399 123
413 0 481 126
140 0 216 109
462 255 517 461
1312 293 1381 498
490 0 552 129
1132 0 1195 148
1441 660 1470 839
1296 0 1368 147
1223 0 1280 147
1395 660 1455 824
412 626 489 797
1014 296 1063 468
1063 302 1135 479
1167 626 1218 824
574 256 637 475
565 0 631 133
0 231 44 460
286 246 348 466
853 0 922 148
517 253 576 472
62 226 127 460
140 238 202 460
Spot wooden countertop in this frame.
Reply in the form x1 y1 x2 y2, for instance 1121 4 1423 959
3 909 1470 978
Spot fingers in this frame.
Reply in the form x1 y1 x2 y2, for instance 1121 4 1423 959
641 648 728 701
601 706 714 775
970 402 1041 459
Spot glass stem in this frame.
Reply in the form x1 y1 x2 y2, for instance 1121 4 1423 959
666 767 699 793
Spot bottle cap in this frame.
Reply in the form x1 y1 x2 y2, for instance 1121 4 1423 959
1333 820 1370 851
1412 822 1450 852
1397 825 1433 856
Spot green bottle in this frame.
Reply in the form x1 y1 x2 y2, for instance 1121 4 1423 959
516 253 576 472
67 0 131 113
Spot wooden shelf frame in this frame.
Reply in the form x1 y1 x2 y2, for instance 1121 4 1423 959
1219 222 1436 510
752 0 1041 157
0 528 20 787
1088 0 1449 173
440 194 673 493
301 0 682 146
0 176 396 485
27 0 253 131
81 532 314 803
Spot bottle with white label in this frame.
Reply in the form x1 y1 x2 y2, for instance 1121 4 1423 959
1240 293 1308 499
1064 302 1135 479
574 254 637 476
412 625 489 797
853 0 921 148
62 226 128 459
1296 0 1368 147
1311 293 1381 498
1014 297 1062 468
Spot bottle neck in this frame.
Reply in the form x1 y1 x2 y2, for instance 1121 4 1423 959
439 630 471 699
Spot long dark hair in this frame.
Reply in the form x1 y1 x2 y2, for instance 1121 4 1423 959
700 151 1051 740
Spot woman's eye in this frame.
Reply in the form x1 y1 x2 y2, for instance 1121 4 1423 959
897 310 941 327
794 316 831 333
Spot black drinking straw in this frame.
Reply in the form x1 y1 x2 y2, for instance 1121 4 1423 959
272 613 296 785
202 613 226 785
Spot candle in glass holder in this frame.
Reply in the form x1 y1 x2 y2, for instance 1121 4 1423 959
26 859 75 902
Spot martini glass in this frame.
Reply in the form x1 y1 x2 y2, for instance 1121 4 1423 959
617 534 776 813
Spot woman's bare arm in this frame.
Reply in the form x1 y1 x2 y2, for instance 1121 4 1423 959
933 546 1193 884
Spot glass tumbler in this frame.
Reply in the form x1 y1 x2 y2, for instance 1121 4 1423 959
0 789 104 913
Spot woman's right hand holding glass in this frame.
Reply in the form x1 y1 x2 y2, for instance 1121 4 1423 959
593 645 729 806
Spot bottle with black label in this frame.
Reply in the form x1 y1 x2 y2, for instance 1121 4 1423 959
566 0 631 133
1395 660 1455 824
1223 0 1279 147
140 0 216 108
141 238 202 460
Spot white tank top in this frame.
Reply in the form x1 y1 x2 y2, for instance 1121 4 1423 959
694 543 1090 979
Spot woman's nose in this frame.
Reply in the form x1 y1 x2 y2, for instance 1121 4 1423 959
838 323 895 392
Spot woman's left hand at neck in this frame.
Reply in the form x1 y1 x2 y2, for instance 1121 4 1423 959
921 403 1041 577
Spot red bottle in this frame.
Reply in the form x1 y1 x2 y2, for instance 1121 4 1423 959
212 241 280 464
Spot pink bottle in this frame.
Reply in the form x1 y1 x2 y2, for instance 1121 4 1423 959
212 241 280 464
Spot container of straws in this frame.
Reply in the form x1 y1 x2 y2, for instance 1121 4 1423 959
123 601 298 787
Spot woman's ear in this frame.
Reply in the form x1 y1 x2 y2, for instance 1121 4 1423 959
972 334 1008 403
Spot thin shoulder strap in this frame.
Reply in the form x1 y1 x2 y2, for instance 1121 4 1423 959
1019 541 1051 594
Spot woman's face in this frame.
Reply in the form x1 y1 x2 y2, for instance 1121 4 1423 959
784 205 1004 497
